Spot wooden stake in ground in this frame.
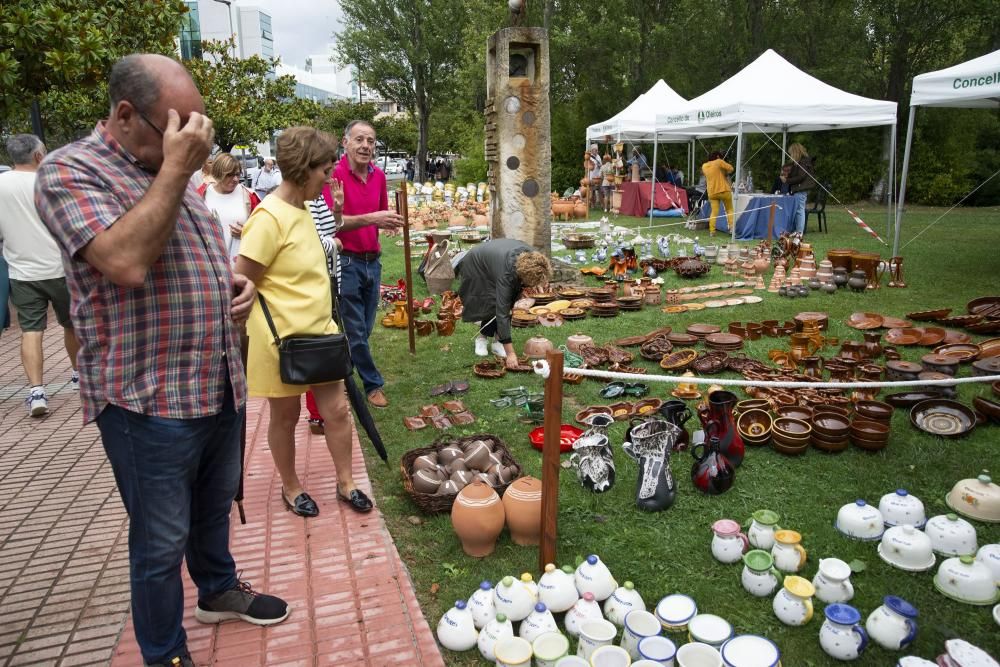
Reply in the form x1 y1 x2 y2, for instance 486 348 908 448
539 349 564 570
767 201 776 242
396 182 416 355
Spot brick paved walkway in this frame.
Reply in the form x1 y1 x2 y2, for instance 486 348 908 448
0 321 443 667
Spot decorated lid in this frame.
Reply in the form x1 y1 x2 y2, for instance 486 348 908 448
582 592 595 601
544 563 555 573
782 576 815 598
501 576 514 587
561 565 574 575
855 499 867 507
743 549 774 571
774 529 801 544
587 554 599 565
712 518 742 535
824 603 861 625
752 509 780 525
959 555 975 565
689 614 733 643
623 581 634 590
495 612 507 622
480 581 492 591
535 602 547 612
884 595 918 618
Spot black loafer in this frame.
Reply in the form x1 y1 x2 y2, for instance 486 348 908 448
338 488 374 513
282 491 319 517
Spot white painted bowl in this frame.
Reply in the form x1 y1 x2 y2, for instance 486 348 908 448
878 524 936 572
925 513 978 556
933 556 1000 606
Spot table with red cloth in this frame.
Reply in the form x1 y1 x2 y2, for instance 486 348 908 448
618 181 689 217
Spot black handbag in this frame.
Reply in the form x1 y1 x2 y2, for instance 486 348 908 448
257 279 352 385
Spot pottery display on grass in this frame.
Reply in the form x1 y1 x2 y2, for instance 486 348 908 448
771 530 807 573
924 513 978 556
437 599 479 651
747 509 782 550
879 489 927 528
519 602 559 642
502 476 542 546
603 581 646 628
565 591 604 637
538 563 580 613
494 575 536 622
621 609 663 659
478 612 514 661
820 603 868 661
711 519 750 564
812 557 855 604
836 499 886 541
946 472 1000 523
772 575 815 626
933 555 1000 605
866 596 918 651
575 554 618 601
469 581 496 629
878 525 936 572
742 549 783 598
451 481 505 557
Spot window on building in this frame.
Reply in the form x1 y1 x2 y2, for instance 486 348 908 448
380 103 391 114
260 13 274 59
179 1 202 61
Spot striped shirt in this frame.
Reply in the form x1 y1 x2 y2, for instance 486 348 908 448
308 195 340 283
33 121 246 423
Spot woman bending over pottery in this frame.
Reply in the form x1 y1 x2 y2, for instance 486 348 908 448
702 150 734 237
235 126 374 517
458 238 552 369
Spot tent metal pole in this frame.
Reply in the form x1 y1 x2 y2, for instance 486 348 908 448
732 122 744 242
781 129 787 156
649 137 659 227
894 110 916 257
887 121 896 243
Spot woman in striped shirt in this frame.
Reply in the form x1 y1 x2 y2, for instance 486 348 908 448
305 180 341 434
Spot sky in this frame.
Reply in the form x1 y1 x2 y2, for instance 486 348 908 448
236 0 343 69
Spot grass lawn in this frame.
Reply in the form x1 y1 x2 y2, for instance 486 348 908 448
359 200 1000 665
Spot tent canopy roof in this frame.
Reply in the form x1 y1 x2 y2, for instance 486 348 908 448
655 49 897 135
586 79 690 142
910 49 1000 109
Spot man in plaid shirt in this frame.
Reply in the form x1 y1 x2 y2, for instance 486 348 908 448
35 54 288 667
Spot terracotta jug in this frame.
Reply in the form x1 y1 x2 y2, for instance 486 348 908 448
862 331 883 359
697 390 744 467
789 334 818 363
800 356 823 379
502 476 542 546
452 481 506 557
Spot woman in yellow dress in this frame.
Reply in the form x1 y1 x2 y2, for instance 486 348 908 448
236 126 373 516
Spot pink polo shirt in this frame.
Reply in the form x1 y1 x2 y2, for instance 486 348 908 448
333 154 388 254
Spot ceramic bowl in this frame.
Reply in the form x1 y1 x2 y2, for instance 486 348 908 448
720 635 781 667
575 406 614 425
772 417 811 441
854 400 893 424
910 399 977 438
973 396 1000 425
976 543 1000 586
813 405 852 419
654 594 697 631
946 472 1000 523
687 614 733 649
737 409 772 441
925 513 978 556
849 419 889 441
896 658 938 667
879 489 926 528
735 399 771 415
940 639 1000 666
810 430 850 453
836 499 885 540
878 524 936 572
884 391 942 408
772 437 809 456
811 413 851 437
775 405 812 421
933 556 1000 606
921 354 959 376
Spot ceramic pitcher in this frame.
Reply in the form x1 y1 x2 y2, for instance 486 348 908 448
711 519 750 564
820 603 868 661
698 390 744 467
691 436 736 496
866 596 918 651
772 575 815 626
747 509 781 550
741 549 783 597
771 530 807 573
656 399 693 450
812 557 855 604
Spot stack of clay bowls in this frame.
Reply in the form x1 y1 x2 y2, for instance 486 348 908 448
811 412 851 453
737 409 773 447
850 418 890 452
772 418 811 455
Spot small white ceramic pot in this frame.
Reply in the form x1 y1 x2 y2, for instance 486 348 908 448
711 519 750 564
675 641 722 667
772 576 814 626
577 618 618 660
770 530 807 573
533 631 570 667
719 635 781 667
621 610 661 659
747 509 781 550
654 594 698 632
687 614 733 649
865 596 918 651
590 645 632 667
436 599 478 652
494 636 533 667
975 543 1000 586
924 513 978 556
812 557 854 604
555 656 591 667
879 488 927 528
819 603 868 661
741 550 782 598
637 635 676 665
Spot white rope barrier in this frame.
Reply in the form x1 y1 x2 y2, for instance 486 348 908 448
531 360 1000 391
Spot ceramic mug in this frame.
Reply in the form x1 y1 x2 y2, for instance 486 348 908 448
494 636 533 667
637 635 677 665
675 642 722 667
621 610 662 659
555 657 591 667
578 619 618 660
590 645 632 667
533 631 570 667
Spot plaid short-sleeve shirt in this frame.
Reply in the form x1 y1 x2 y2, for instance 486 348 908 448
34 122 246 423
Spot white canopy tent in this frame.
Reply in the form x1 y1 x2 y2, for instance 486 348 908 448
655 49 898 240
894 49 1000 254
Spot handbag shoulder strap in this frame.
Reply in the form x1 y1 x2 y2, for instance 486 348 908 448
257 293 282 345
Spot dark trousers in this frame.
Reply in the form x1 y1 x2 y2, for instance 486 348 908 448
338 255 384 394
96 376 241 663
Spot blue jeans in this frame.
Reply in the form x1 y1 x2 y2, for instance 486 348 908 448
97 376 241 664
793 191 808 234
338 255 384 394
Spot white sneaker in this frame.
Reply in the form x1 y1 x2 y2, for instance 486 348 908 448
474 336 489 357
490 342 508 358
27 390 48 417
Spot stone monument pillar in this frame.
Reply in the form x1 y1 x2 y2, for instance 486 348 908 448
485 27 551 255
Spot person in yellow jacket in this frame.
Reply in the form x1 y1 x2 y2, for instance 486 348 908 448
702 151 734 236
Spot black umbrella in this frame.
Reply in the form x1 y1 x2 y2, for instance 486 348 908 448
235 334 249 524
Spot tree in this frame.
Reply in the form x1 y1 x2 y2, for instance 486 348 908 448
0 0 187 139
306 99 379 139
335 0 474 181
184 40 306 153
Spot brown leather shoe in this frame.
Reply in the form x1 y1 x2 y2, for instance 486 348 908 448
367 389 389 408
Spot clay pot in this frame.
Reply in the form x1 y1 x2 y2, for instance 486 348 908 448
847 270 867 293
438 446 465 466
412 453 439 472
452 481 506 557
464 440 493 471
524 336 555 360
573 201 588 218
567 333 594 354
412 468 443 494
502 476 542 546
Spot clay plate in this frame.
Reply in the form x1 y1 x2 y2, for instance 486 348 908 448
685 303 707 311
670 389 702 400
705 333 744 347
967 296 1000 316
884 391 942 408
885 328 923 346
880 316 913 329
662 305 689 314
972 397 1000 425
917 327 947 346
614 334 652 347
575 406 613 424
667 332 699 346
966 320 1000 334
910 399 977 438
847 312 883 329
942 330 972 345
932 343 981 362
977 338 1000 359
529 305 551 316
687 323 723 336
907 308 952 321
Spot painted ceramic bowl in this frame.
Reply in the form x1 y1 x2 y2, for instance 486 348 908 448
933 556 1000 606
655 594 697 631
878 524 935 572
720 635 781 667
946 472 1000 523
836 499 885 541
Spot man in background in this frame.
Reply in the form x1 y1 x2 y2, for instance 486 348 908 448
0 134 80 417
252 157 281 200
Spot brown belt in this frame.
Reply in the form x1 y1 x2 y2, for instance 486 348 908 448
340 250 381 262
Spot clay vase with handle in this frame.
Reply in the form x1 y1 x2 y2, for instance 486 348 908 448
452 481 506 557
691 435 736 495
697 390 744 467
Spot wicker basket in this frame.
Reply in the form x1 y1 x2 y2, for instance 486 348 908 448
401 433 522 513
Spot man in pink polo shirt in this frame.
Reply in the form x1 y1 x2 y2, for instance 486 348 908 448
333 120 403 407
